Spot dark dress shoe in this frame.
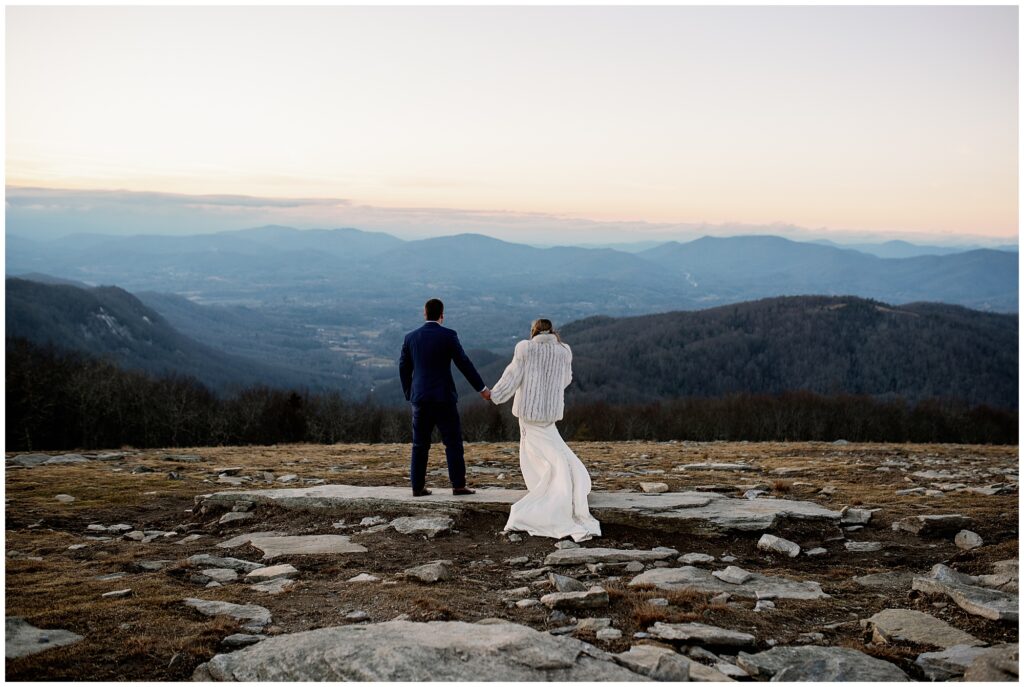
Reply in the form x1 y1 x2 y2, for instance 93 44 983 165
412 488 432 497
452 487 476 495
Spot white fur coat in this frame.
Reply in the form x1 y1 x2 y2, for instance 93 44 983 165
490 333 572 423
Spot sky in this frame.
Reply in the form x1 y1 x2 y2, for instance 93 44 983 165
5 5 1019 245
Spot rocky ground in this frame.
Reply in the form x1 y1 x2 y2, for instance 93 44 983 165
5 440 1019 681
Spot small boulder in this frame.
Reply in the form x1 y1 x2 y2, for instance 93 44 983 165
403 560 453 583
757 534 801 558
712 566 753 585
540 586 609 610
955 530 984 550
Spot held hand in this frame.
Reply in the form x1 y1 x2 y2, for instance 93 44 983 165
480 389 492 401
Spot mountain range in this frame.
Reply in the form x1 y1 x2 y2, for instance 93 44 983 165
7 227 1017 314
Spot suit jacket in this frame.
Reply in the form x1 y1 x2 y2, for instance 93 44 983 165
399 321 485 403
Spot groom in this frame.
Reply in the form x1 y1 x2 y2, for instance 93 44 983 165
399 298 490 497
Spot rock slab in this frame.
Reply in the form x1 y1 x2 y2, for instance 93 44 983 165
6 617 84 659
866 609 983 649
183 599 272 632
649 621 755 647
737 645 909 681
196 484 841 532
631 566 828 600
193 620 647 681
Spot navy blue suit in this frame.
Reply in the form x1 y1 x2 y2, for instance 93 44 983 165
399 321 485 492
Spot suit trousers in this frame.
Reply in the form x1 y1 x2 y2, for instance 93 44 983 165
410 401 466 492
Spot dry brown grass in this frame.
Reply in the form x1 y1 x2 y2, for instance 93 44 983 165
5 440 1018 680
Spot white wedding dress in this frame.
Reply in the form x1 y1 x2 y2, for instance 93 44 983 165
490 333 601 542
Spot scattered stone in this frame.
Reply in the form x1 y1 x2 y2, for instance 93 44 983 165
95 572 128 581
391 516 453 538
913 564 1019 623
577 618 612 632
101 589 133 599
347 573 380 583
540 586 609 610
757 534 800 557
512 566 551 580
221 634 265 649
678 552 715 565
234 534 367 560
853 572 915 592
712 566 753 585
5 617 84 659
515 599 539 609
845 541 883 552
720 555 737 563
219 512 254 525
187 554 264 573
163 454 204 463
276 474 298 483
554 540 579 550
123 531 146 542
250 579 295 595
177 534 203 545
360 516 387 526
507 533 523 543
648 598 669 607
345 610 370 622
963 643 1019 682
595 628 622 641
548 573 587 593
502 587 532 601
805 547 827 557
183 598 271 632
639 482 668 494
508 556 530 566
840 507 874 525
194 620 647 681
67 544 88 550
630 566 828 600
135 560 173 572
737 645 909 681
624 561 645 573
54 494 76 504
867 609 983 648
650 621 756 647
677 462 757 471
916 644 998 681
612 645 693 681
245 564 298 583
545 547 677 566
203 568 240 583
754 599 775 612
955 530 984 550
892 514 973 537
403 560 453 583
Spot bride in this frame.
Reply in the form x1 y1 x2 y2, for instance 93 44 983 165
489 319 601 542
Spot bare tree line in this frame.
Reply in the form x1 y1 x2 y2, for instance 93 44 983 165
7 338 1016 451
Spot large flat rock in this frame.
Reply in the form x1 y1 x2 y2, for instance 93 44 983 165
197 485 840 532
913 564 1019 623
193 620 649 681
866 609 983 649
6 617 84 659
629 566 829 600
736 646 909 681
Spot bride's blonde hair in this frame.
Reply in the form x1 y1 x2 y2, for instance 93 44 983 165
530 318 562 342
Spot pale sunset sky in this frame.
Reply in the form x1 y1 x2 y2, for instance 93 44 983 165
5 5 1019 244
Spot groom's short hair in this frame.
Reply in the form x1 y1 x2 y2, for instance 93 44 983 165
424 298 444 321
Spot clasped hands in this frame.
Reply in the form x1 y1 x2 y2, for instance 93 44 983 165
480 388 492 401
